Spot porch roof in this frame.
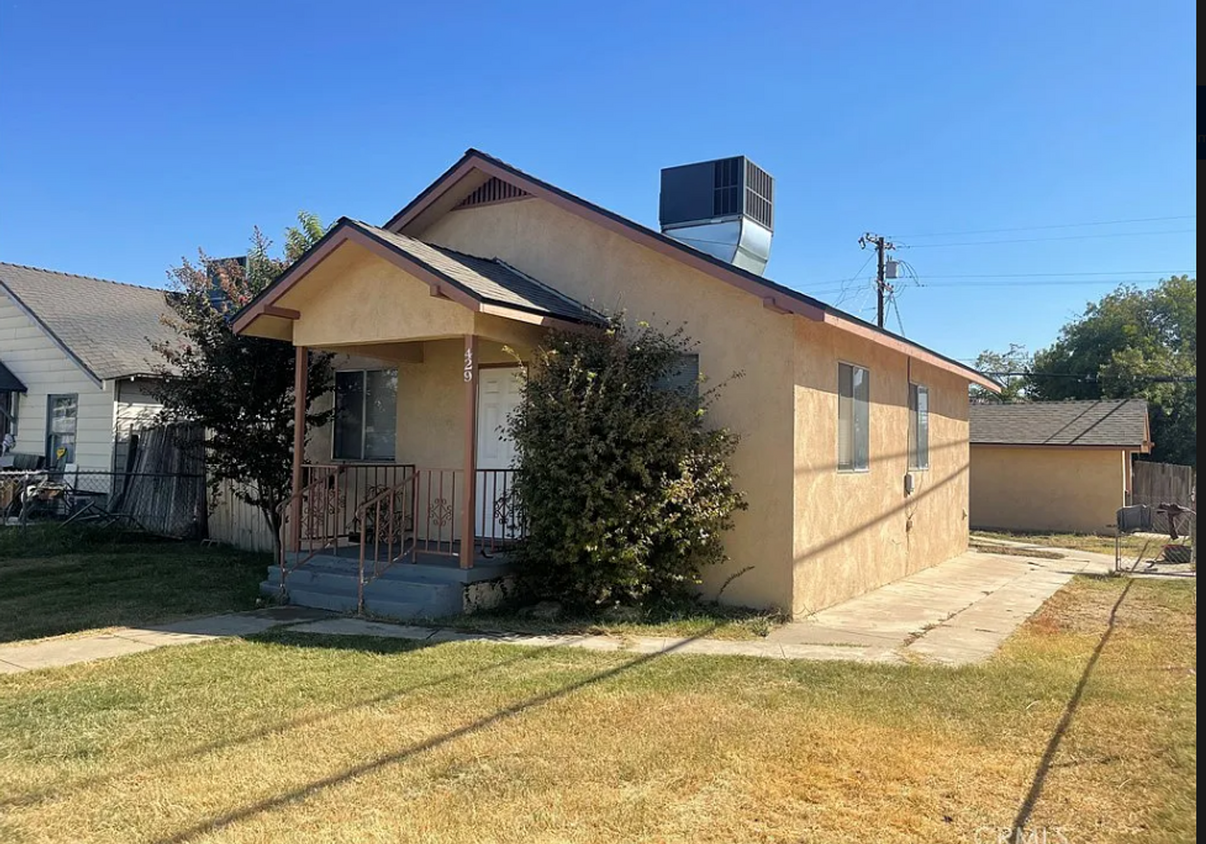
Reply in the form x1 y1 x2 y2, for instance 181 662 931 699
233 218 605 337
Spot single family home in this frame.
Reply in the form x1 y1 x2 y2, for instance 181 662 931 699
969 399 1152 534
233 149 999 617
0 263 174 477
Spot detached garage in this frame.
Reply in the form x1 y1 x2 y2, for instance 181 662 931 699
970 399 1152 534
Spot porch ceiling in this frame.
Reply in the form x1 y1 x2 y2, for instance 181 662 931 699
233 217 603 348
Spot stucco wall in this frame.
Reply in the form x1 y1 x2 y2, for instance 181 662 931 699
422 198 798 610
970 445 1127 534
0 289 115 471
791 320 971 614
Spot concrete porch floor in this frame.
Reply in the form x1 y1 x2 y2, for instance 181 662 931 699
766 546 1115 665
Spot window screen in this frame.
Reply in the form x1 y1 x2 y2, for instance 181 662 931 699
909 383 930 470
838 364 870 471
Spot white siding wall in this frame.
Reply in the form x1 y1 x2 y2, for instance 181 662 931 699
0 290 115 472
113 378 163 472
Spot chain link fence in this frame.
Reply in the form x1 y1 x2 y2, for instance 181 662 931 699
1 469 206 538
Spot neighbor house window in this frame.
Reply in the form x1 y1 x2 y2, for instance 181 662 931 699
47 393 78 469
838 363 870 472
333 370 397 461
909 383 930 470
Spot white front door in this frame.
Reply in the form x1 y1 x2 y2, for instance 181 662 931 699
475 366 524 538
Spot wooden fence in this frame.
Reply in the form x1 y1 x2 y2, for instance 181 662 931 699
207 479 277 554
1132 461 1196 536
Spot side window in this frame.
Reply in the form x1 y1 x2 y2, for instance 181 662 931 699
909 383 930 470
838 363 870 472
333 370 398 461
47 393 78 469
655 353 700 399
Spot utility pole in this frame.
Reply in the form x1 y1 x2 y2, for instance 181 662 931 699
859 233 896 329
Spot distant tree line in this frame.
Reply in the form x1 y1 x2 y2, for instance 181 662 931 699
973 275 1196 467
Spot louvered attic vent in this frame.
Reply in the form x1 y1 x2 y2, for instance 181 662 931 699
455 177 531 209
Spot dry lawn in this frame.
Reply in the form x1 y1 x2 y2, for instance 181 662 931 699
973 529 1166 560
0 577 1195 844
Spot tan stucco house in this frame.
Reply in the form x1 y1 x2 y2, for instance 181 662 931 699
234 149 998 617
970 399 1152 534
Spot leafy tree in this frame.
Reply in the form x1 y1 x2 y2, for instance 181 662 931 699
508 319 747 608
1028 276 1197 465
971 343 1033 403
152 212 334 555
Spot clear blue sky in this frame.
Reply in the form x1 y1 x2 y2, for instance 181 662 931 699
0 0 1195 363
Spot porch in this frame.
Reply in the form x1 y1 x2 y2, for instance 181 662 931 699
230 217 604 616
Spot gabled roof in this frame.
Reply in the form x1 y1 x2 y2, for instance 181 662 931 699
238 149 996 390
0 263 177 384
234 217 605 333
352 220 604 324
383 149 998 391
970 399 1152 449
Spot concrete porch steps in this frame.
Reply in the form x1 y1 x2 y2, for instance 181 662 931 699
261 554 515 620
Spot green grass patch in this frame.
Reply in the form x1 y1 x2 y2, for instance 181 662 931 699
0 576 1195 843
430 601 785 641
0 526 269 643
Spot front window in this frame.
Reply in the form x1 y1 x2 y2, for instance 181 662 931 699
838 363 870 472
333 370 397 461
47 393 78 469
909 383 930 470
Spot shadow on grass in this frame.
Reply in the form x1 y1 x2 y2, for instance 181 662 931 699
0 634 559 810
147 627 717 844
1011 579 1135 833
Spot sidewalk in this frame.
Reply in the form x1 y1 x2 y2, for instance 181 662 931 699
0 606 328 675
0 546 1115 675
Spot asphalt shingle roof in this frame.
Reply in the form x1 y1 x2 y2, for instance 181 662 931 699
970 399 1150 448
349 219 604 325
0 263 177 381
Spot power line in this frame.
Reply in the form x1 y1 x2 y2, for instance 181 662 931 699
808 269 1194 287
806 278 1176 297
901 228 1195 249
892 214 1196 239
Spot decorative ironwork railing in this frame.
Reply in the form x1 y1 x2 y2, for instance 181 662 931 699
276 463 416 587
354 467 526 611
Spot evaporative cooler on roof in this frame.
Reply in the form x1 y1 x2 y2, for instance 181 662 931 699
658 156 774 276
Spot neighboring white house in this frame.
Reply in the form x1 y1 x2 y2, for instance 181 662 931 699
0 263 175 475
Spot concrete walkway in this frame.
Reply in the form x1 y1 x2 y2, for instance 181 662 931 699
283 547 1112 667
0 606 329 675
0 546 1115 675
769 548 1112 666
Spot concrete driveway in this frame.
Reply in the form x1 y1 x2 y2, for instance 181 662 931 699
768 546 1114 666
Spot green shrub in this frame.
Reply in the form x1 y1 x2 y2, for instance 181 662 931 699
508 319 746 608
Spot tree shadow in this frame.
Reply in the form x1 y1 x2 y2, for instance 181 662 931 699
0 636 555 809
146 629 713 844
1011 579 1135 833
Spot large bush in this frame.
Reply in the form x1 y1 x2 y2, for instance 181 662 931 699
508 319 746 608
